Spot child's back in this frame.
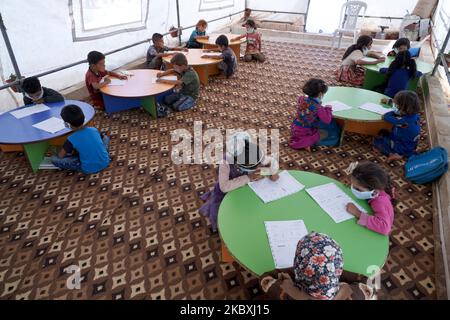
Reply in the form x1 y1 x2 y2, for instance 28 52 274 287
179 67 200 100
221 47 237 77
67 127 110 174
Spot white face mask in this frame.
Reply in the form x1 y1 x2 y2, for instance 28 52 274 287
246 27 255 33
392 103 401 115
362 48 369 56
394 48 399 54
25 89 44 101
351 185 375 200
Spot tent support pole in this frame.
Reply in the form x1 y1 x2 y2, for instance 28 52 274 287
176 0 182 46
0 13 22 82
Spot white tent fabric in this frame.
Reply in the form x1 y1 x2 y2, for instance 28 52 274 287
0 0 245 112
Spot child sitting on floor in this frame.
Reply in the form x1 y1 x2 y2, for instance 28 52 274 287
379 51 422 98
187 20 209 49
232 19 265 63
387 38 411 57
289 78 333 151
156 53 200 113
202 35 237 78
346 161 395 236
199 132 279 233
336 35 385 86
22 76 64 105
374 91 421 162
85 51 128 109
147 33 186 70
51 104 110 174
260 232 375 300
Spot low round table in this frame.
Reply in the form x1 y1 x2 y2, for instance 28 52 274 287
196 33 246 58
218 171 389 277
363 56 433 92
100 69 175 116
163 49 222 86
323 86 393 141
0 100 95 172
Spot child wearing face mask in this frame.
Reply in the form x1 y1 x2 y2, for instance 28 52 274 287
387 38 411 57
346 161 395 236
199 133 279 233
231 19 265 63
290 78 333 151
336 35 385 86
374 91 421 163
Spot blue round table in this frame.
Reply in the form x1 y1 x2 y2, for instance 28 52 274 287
0 100 95 172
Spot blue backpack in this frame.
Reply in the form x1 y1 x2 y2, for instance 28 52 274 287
405 147 448 184
317 120 342 147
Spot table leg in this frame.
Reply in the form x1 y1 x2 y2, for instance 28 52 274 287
363 69 387 91
408 77 420 92
141 96 157 119
24 141 49 173
230 44 241 59
194 66 209 86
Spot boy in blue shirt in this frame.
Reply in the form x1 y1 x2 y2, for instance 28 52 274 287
51 105 110 174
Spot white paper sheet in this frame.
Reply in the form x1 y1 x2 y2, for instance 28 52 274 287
10 104 50 119
248 171 304 204
152 75 178 84
325 101 353 112
108 79 127 86
204 52 222 57
361 57 379 63
32 117 66 134
358 103 391 115
265 220 308 269
306 183 363 223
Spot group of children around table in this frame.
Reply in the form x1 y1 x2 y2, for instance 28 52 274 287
19 23 425 300
199 34 424 300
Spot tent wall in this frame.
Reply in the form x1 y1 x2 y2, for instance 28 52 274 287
0 0 245 112
246 0 309 13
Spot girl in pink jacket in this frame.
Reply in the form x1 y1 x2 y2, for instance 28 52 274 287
345 162 395 236
289 78 333 151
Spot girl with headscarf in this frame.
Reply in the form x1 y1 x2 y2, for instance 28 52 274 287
260 232 375 300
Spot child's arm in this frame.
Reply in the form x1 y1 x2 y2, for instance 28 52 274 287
383 112 408 126
91 77 111 90
230 34 246 42
42 88 64 104
218 163 250 193
107 70 128 80
317 105 333 125
203 48 221 53
346 201 393 236
156 78 183 86
156 69 177 77
356 58 385 65
367 51 385 59
201 54 223 60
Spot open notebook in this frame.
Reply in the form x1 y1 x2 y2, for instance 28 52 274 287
248 171 304 204
265 220 308 269
358 103 391 115
10 104 50 119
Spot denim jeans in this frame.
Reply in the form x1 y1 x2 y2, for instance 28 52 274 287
52 136 110 172
164 92 195 111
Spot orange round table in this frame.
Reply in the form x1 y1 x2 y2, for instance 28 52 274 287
163 49 222 86
100 69 174 117
196 33 245 58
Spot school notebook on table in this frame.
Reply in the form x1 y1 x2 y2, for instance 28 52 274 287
10 104 50 119
32 117 66 134
326 101 353 113
264 220 308 269
248 171 305 204
306 183 363 223
358 103 391 115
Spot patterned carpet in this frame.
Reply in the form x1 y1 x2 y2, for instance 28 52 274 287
0 41 436 300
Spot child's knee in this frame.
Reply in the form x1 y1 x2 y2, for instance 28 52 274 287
257 54 266 62
244 54 253 62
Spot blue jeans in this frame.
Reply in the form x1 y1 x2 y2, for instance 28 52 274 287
164 92 196 111
52 136 110 172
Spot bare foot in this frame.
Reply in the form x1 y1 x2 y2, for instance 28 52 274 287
387 154 403 163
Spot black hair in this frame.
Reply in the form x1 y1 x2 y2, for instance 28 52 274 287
303 78 328 98
21 77 41 94
394 90 420 116
386 51 417 79
245 19 257 29
342 35 373 60
87 51 105 65
393 38 411 50
171 53 188 66
61 104 85 128
152 33 164 43
234 140 262 170
215 35 229 48
352 162 395 201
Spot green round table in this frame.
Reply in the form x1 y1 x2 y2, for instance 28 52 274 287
323 87 393 141
363 56 433 92
218 171 389 277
